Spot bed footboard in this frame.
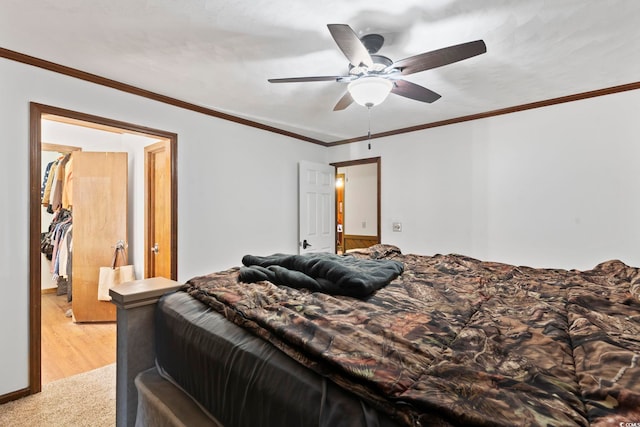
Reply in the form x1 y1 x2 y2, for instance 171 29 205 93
110 277 182 427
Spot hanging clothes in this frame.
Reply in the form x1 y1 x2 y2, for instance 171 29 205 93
41 160 55 200
50 215 72 276
65 225 73 302
41 157 61 207
57 223 72 279
62 155 74 210
41 208 72 263
50 154 71 213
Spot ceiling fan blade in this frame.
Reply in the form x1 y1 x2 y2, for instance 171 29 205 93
268 76 342 83
327 24 373 68
391 80 442 103
333 91 354 111
392 40 487 75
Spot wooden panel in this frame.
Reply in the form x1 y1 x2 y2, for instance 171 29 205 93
343 234 379 251
42 142 82 153
72 151 128 322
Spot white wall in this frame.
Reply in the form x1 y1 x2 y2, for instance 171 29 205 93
329 89 640 270
338 163 377 236
0 58 326 396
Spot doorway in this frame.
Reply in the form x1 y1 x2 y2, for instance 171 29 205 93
145 140 173 279
331 157 381 252
28 103 178 395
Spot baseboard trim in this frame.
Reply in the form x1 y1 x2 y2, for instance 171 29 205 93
0 387 32 405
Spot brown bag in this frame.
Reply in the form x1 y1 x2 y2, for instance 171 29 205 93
98 245 135 301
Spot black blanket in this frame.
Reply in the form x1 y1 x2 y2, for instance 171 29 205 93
239 252 404 298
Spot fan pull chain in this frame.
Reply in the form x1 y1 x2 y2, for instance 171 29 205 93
367 106 372 150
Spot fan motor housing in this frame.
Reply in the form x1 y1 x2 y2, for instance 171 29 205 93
349 54 392 75
361 33 385 54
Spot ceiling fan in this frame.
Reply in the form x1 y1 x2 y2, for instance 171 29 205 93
268 24 486 110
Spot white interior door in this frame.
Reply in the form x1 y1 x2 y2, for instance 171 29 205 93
299 161 335 254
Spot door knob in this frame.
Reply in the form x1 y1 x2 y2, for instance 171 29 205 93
302 240 312 249
151 243 159 254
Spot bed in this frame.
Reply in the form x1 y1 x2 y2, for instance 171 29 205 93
110 245 640 427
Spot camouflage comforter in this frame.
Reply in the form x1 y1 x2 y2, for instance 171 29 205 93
183 245 640 426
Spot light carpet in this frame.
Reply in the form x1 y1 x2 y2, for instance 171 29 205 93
0 363 116 427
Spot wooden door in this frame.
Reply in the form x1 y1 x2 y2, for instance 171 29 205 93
144 140 172 279
72 152 128 322
298 161 335 254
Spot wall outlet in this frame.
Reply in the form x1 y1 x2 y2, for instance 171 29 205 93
392 222 402 232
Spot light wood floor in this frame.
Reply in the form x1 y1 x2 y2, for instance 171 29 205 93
41 291 116 384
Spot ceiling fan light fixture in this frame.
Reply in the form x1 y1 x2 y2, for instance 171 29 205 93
348 77 393 108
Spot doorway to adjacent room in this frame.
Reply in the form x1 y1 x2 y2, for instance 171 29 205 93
331 157 381 253
27 103 178 396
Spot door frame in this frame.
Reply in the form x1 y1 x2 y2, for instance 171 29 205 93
27 102 178 396
144 140 173 279
330 157 381 251
335 172 345 252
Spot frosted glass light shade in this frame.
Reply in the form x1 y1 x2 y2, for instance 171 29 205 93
348 77 393 107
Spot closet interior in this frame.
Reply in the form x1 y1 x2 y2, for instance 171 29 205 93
41 143 79 310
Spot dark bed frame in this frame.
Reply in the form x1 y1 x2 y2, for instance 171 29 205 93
110 276 399 427
110 277 216 427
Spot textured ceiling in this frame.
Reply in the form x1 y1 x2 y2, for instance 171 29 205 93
2 0 640 143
